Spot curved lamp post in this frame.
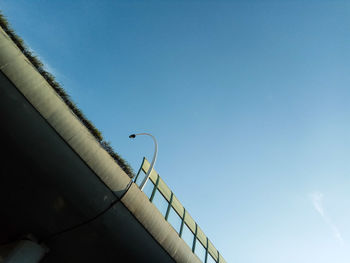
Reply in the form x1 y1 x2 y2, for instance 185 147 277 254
129 133 158 191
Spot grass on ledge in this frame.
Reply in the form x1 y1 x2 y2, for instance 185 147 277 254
0 11 134 178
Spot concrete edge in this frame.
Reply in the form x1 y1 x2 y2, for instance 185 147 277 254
0 26 130 198
121 184 202 263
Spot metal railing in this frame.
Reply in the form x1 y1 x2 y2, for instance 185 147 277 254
134 158 226 263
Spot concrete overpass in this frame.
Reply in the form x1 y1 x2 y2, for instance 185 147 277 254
0 24 226 263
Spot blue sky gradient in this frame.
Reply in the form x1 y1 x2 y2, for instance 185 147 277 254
1 1 350 262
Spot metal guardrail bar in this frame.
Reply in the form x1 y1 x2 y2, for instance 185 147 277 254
134 158 226 263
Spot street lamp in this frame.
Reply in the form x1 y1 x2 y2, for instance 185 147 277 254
129 133 158 191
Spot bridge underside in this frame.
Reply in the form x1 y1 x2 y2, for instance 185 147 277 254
0 71 175 262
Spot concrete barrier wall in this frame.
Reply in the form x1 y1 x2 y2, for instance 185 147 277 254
0 26 203 263
0 27 130 197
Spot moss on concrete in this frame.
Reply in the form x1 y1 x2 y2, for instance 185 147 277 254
0 11 134 178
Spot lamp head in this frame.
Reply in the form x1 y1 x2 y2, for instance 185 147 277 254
129 134 136 139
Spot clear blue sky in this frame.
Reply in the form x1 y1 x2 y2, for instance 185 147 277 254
2 1 350 262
